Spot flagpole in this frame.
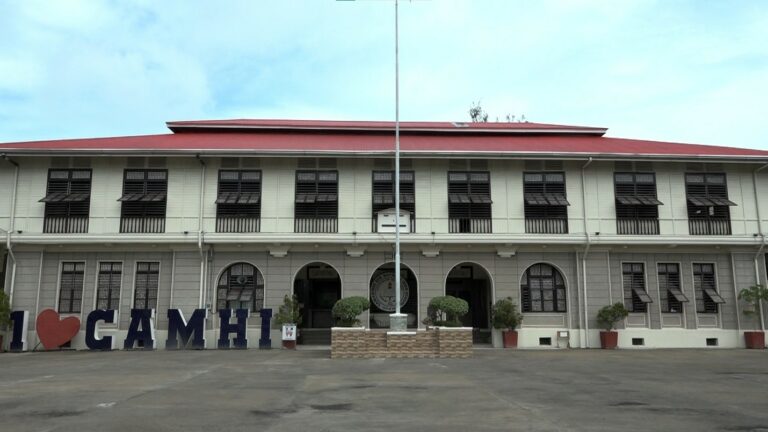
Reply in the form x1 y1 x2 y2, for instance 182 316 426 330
392 0 404 330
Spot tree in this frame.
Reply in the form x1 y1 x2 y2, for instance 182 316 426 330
469 101 488 123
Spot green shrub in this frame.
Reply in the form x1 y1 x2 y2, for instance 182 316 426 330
332 296 370 327
274 294 302 327
491 297 523 330
738 285 768 328
424 296 469 327
596 303 629 331
0 290 10 331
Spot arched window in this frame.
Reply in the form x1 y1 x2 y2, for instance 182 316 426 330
521 263 566 312
217 262 264 312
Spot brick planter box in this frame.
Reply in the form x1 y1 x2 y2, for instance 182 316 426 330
331 327 472 359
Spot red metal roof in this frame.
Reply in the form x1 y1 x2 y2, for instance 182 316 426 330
2 129 767 159
166 118 608 134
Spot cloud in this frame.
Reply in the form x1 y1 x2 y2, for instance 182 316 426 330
0 0 765 150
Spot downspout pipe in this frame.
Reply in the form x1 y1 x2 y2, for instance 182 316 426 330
196 154 206 309
752 163 768 331
2 154 19 307
581 157 593 348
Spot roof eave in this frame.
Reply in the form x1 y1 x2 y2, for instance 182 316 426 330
165 123 608 136
2 148 767 163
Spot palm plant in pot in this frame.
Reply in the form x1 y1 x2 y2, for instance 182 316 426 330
274 294 302 349
491 297 523 348
596 303 629 349
0 290 11 352
738 284 768 349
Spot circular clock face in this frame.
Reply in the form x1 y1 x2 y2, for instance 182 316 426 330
370 271 409 312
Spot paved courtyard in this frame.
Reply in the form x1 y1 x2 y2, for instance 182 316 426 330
0 348 766 432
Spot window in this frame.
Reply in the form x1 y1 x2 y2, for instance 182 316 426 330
58 262 85 314
295 170 338 233
447 171 492 233
96 262 122 310
118 170 167 233
216 263 264 312
216 170 261 233
693 263 724 313
622 263 652 312
523 172 569 233
133 262 159 310
40 169 91 233
521 263 567 312
372 171 415 232
657 263 688 313
614 173 662 235
685 173 735 235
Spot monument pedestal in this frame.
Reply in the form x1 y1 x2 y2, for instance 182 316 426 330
389 313 408 332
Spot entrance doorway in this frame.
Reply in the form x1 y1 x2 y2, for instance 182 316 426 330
293 262 341 345
446 262 492 344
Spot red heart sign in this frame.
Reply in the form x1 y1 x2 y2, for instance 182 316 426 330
36 309 81 350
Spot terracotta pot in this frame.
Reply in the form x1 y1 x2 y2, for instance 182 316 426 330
744 331 765 349
502 330 518 348
282 340 297 350
600 331 619 349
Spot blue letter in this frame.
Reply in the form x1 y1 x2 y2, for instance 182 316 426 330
259 308 272 349
9 311 29 352
123 309 156 350
166 309 207 350
85 309 116 351
218 309 248 349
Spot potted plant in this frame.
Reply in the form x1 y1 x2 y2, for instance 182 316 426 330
738 284 768 349
274 294 302 349
491 297 523 348
423 296 469 327
0 290 11 352
596 303 629 349
332 296 370 327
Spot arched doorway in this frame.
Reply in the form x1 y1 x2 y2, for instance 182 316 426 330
216 262 265 312
445 262 492 344
369 262 418 329
293 262 341 344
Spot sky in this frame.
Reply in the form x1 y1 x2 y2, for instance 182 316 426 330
0 0 766 149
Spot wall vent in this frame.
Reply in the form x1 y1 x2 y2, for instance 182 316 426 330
539 337 552 346
241 158 260 168
147 157 166 168
634 161 653 172
543 160 563 171
706 338 719 347
449 159 467 170
632 338 645 346
50 157 70 168
525 160 544 171
71 157 91 168
220 158 239 168
318 158 337 169
126 157 145 168
469 159 488 170
706 163 724 172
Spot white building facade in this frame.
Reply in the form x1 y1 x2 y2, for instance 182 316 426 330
1 119 767 349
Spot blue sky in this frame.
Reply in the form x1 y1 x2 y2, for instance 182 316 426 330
0 0 766 149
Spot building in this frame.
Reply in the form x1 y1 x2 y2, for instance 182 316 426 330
1 118 767 349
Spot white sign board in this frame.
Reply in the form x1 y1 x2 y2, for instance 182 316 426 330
282 324 297 341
